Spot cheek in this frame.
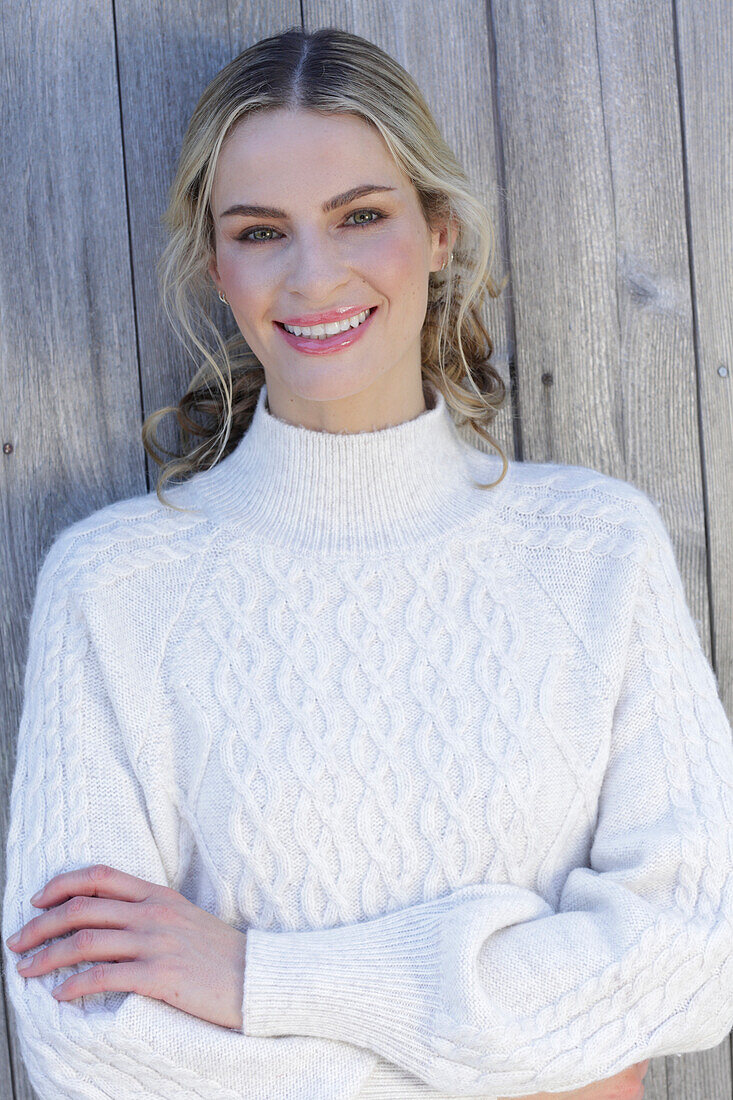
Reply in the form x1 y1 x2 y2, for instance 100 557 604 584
368 232 428 307
379 231 430 318
216 247 269 308
375 230 422 276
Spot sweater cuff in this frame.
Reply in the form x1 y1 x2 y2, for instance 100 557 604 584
241 904 445 1069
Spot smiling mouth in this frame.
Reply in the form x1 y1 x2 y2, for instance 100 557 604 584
274 306 377 339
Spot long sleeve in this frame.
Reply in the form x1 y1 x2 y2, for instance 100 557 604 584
2 538 375 1100
240 495 733 1097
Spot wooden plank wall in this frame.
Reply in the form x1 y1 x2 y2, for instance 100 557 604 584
1 1 731 1097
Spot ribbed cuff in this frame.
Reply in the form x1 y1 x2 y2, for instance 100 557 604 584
356 1057 500 1099
238 882 548 1093
240 902 445 1075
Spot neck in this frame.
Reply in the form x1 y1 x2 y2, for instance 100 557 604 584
173 380 505 556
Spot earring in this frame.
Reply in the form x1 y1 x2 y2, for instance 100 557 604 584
440 251 454 272
218 291 228 305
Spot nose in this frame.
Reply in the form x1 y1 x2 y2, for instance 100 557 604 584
283 233 350 301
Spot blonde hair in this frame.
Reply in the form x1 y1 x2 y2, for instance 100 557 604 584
144 25 510 510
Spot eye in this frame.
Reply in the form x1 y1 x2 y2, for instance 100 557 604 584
344 208 386 227
235 208 387 243
237 225 282 243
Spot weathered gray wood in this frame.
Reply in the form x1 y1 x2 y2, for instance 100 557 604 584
115 1 237 466
667 11 733 1098
675 0 733 717
0 2 143 1098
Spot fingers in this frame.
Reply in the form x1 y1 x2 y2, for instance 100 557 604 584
51 960 150 1001
497 1060 651 1100
15 927 141 981
570 1063 648 1098
6 864 171 956
7 895 141 954
28 863 167 909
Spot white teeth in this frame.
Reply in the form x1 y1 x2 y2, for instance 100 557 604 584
282 308 372 338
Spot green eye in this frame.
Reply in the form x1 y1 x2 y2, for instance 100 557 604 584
237 226 281 243
236 208 387 243
346 209 383 226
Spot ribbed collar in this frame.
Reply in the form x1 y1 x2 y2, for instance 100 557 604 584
175 380 503 557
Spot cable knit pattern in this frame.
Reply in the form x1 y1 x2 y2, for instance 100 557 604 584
4 380 733 1099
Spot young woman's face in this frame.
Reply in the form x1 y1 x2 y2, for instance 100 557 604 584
208 108 451 419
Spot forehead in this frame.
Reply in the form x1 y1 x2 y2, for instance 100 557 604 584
212 109 407 201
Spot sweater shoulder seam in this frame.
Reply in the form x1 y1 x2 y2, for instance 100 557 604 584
493 462 657 563
35 491 218 597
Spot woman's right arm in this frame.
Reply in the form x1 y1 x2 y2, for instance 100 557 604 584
3 532 377 1099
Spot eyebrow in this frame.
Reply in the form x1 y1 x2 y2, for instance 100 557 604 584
218 184 398 220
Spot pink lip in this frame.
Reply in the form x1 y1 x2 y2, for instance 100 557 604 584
275 305 378 355
277 305 376 326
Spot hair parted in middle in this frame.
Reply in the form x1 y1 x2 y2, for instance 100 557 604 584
144 24 510 511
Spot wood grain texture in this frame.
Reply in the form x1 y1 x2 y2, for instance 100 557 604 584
1 2 142 1098
1 1 731 1097
675 0 733 721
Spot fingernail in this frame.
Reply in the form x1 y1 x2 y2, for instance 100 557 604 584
7 932 20 948
30 890 43 904
16 958 32 972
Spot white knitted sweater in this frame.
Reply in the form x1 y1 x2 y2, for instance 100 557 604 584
4 381 733 1100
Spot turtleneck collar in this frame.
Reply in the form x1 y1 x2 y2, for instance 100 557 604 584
174 380 505 557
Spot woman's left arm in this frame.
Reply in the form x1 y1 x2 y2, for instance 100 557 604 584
236 491 733 1096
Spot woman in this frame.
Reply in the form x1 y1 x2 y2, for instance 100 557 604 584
4 25 731 1100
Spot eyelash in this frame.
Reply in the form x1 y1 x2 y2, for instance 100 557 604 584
235 208 388 243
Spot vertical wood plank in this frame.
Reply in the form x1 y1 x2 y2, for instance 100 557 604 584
665 1 733 1090
675 0 733 714
0 2 141 1097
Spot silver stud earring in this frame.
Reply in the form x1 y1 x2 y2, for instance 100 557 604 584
439 251 454 272
218 291 228 305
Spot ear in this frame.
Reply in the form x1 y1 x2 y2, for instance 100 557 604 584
429 217 460 272
208 256 223 296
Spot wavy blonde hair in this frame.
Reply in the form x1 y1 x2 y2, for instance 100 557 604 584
144 24 510 510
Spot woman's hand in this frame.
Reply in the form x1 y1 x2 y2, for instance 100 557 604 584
6 863 248 1030
498 1060 651 1099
